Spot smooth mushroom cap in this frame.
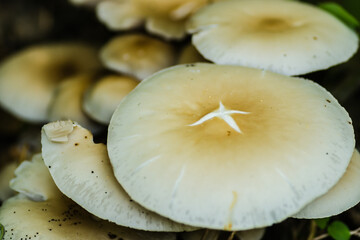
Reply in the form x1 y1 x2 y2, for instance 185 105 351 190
145 17 187 40
293 149 360 219
96 0 144 30
0 154 176 240
187 0 359 76
100 34 176 80
41 120 195 232
0 43 100 122
47 74 100 133
83 75 138 124
107 63 354 230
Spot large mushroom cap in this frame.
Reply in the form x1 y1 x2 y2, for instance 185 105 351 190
0 43 100 122
108 63 354 230
41 120 195 232
187 0 359 76
0 154 176 240
293 149 360 219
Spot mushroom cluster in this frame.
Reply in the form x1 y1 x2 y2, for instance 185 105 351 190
0 0 359 239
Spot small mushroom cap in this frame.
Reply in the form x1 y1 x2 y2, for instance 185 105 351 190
0 154 176 240
0 43 100 122
108 63 354 230
96 0 143 30
293 149 360 219
9 154 59 201
235 228 265 240
100 34 176 80
187 0 359 76
41 120 195 232
83 75 138 124
47 74 100 133
145 17 187 40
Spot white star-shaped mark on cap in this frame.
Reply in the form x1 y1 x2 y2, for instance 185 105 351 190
189 101 250 133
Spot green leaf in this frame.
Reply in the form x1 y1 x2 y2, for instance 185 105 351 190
315 218 330 230
0 224 4 240
319 2 359 29
327 221 351 240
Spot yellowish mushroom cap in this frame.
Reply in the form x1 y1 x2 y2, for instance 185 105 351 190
83 75 138 124
100 34 176 80
108 63 354 230
41 120 195 232
0 154 176 240
293 149 360 219
178 43 207 64
187 0 359 75
0 43 100 122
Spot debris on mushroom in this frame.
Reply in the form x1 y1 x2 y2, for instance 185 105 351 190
47 74 101 133
293 149 360 219
41 121 195 231
0 154 176 240
83 75 138 124
187 0 359 75
0 43 101 122
100 34 176 80
107 63 354 230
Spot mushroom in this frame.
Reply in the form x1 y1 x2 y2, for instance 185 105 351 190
107 63 354 230
0 153 176 240
47 74 101 133
41 120 195 232
293 149 360 219
100 34 176 80
186 0 359 76
83 75 138 124
96 0 211 39
0 43 100 122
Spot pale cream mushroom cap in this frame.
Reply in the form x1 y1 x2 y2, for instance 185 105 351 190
293 149 360 219
0 153 176 240
0 43 100 122
96 0 144 30
47 74 100 132
187 0 359 76
41 120 195 232
100 34 176 80
83 75 138 124
108 63 354 230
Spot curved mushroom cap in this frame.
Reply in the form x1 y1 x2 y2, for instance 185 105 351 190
41 120 195 232
0 154 176 240
96 0 144 30
83 75 138 124
0 43 100 122
187 0 359 76
10 154 59 201
107 63 354 230
293 149 360 219
100 34 176 80
47 74 100 132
